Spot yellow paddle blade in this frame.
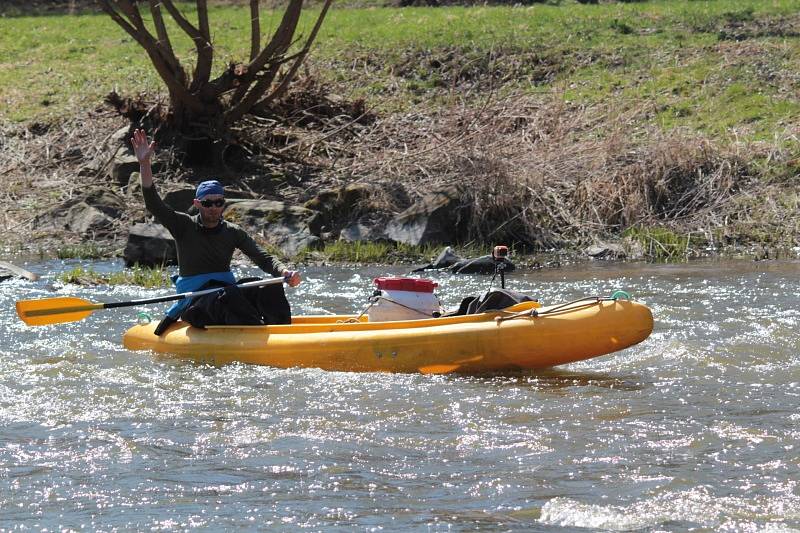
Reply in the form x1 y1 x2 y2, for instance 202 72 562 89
16 297 103 326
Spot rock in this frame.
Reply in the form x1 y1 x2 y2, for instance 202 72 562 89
108 145 140 186
412 246 515 274
586 243 627 260
622 236 645 260
431 246 462 269
385 186 468 246
224 199 322 256
339 216 389 243
411 246 463 272
87 189 125 218
107 127 166 187
128 181 254 212
68 206 115 235
126 172 142 198
122 223 177 267
162 187 197 212
304 183 379 231
339 183 375 211
303 188 339 220
450 255 515 274
107 126 131 150
77 163 100 177
59 147 83 160
33 189 124 237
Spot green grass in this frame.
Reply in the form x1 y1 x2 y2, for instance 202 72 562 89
2 0 800 143
296 240 510 264
56 243 107 260
319 240 398 263
58 265 173 287
624 225 701 261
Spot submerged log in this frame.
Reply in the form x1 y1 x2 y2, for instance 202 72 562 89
0 260 40 281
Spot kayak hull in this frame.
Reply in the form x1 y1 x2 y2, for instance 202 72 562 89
122 299 653 374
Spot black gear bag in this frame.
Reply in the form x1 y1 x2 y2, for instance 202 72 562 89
179 277 291 328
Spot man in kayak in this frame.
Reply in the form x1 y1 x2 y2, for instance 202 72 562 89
131 128 301 335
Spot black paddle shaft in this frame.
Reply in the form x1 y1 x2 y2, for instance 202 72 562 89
102 277 286 310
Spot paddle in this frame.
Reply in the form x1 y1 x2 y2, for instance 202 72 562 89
16 277 287 327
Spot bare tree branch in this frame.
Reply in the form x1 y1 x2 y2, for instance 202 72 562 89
159 1 214 92
227 0 303 112
249 0 303 72
97 0 198 108
97 1 139 40
238 0 303 96
115 0 144 27
249 0 260 62
159 0 202 40
194 0 213 88
147 0 185 86
257 0 333 107
225 62 284 125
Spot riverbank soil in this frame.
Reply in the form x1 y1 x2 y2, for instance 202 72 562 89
1 1 799 263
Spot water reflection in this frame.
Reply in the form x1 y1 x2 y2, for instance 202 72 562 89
449 370 646 392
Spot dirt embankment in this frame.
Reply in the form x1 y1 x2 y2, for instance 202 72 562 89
3 75 794 262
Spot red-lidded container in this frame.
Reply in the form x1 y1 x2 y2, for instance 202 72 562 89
373 277 437 293
369 277 440 322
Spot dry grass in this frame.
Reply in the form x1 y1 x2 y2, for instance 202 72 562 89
0 112 122 249
1 79 796 257
287 87 769 250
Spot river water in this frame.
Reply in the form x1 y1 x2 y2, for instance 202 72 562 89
1 259 798 531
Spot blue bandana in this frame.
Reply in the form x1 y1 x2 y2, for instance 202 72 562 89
195 180 224 199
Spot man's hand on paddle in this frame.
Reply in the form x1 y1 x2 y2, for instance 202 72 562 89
283 270 302 288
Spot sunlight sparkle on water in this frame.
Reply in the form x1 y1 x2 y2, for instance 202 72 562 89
1 261 799 529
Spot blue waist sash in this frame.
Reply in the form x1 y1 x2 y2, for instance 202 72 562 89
165 271 236 318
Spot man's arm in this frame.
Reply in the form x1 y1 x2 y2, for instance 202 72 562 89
237 232 301 287
130 129 189 235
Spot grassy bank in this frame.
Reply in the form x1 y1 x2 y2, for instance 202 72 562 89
1 1 798 132
2 0 800 261
57 264 173 287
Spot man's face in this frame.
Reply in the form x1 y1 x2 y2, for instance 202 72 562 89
194 194 225 219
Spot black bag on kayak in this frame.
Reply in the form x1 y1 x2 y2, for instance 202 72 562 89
242 277 292 326
445 288 536 316
179 277 291 328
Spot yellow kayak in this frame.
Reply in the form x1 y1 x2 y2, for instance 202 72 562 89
122 296 653 374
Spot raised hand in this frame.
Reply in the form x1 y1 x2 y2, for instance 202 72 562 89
131 129 155 163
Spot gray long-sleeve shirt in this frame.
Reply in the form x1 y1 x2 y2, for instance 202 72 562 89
143 185 286 278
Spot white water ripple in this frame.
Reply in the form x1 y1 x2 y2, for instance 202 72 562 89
1 259 800 530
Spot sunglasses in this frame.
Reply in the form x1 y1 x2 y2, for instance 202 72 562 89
199 198 225 208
